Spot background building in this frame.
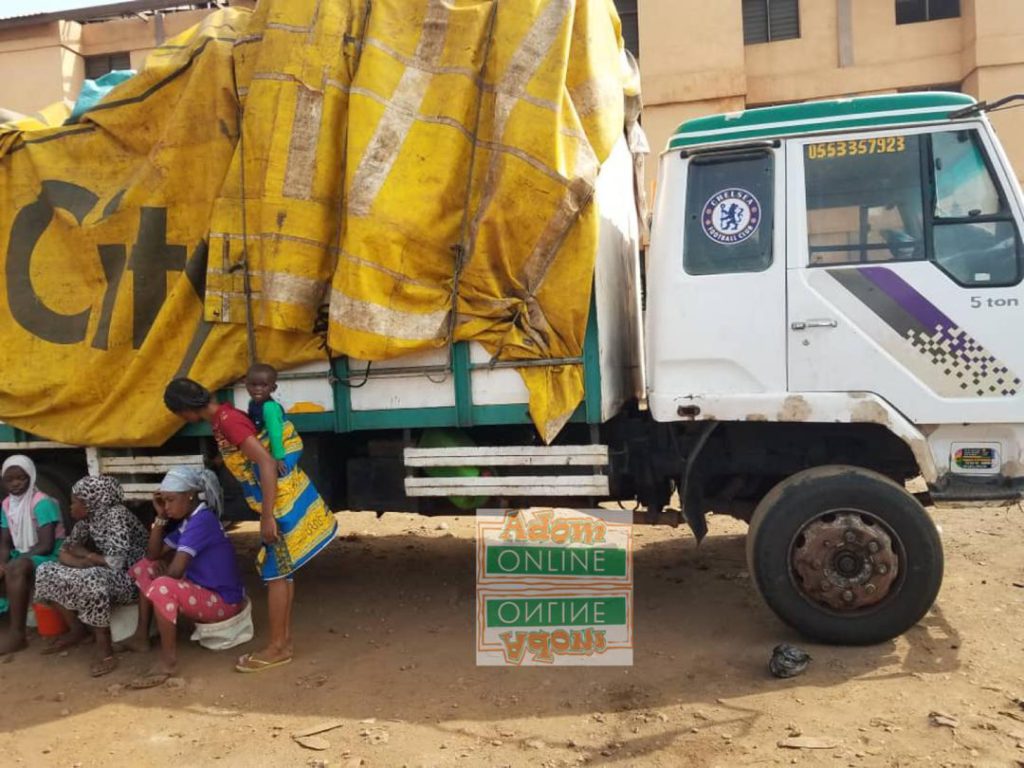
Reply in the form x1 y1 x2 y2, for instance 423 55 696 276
1 1 1022 180
616 0 1024 182
0 1 251 120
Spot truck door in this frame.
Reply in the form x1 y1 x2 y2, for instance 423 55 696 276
786 124 1024 425
646 144 787 418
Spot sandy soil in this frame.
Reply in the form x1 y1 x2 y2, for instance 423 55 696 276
0 505 1022 768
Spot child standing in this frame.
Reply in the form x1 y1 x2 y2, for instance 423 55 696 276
246 363 287 477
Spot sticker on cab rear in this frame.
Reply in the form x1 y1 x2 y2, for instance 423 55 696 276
951 443 1001 474
702 188 762 245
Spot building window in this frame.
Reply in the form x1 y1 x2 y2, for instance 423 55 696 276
898 83 963 94
614 0 639 58
895 0 961 25
742 0 800 45
84 52 132 80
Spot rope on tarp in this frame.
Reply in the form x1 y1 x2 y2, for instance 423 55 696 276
446 0 499 361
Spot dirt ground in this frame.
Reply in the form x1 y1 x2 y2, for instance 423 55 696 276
0 505 1022 768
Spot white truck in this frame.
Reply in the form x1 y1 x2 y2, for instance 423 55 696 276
6 90 1023 645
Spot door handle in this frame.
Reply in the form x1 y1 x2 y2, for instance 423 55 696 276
791 318 838 331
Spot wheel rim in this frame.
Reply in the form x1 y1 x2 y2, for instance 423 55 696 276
789 509 902 612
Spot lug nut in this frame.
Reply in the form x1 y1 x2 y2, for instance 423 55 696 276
867 541 880 554
842 590 855 603
844 530 856 543
819 580 831 591
865 584 877 595
876 564 888 575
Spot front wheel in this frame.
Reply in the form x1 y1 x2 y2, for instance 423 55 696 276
746 466 943 645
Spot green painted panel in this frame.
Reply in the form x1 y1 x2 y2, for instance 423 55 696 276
582 289 602 424
453 342 473 427
669 93 976 149
350 406 459 430
333 356 353 433
177 421 211 437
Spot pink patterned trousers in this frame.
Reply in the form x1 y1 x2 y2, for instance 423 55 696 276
131 558 241 625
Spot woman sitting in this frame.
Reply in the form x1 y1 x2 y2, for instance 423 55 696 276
120 466 245 688
33 475 148 677
0 455 64 655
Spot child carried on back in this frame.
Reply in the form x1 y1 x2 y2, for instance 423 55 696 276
245 363 287 477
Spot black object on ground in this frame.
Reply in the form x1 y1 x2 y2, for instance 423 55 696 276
769 643 812 678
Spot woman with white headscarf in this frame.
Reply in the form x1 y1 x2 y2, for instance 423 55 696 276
0 455 64 655
119 466 245 688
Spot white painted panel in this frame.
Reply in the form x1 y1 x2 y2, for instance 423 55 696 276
405 475 610 496
405 444 608 466
468 342 531 405
646 143 789 422
786 123 1024 426
594 135 645 421
348 347 456 411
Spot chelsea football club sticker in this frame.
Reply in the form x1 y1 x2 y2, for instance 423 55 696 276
702 188 761 245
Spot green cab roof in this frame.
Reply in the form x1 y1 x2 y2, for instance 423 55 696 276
668 92 976 151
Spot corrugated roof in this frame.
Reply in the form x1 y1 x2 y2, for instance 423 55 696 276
0 0 211 25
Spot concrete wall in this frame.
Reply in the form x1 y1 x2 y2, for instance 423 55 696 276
0 22 72 115
0 4 250 118
639 0 1024 186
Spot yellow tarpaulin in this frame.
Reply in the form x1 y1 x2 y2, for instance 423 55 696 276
0 0 628 446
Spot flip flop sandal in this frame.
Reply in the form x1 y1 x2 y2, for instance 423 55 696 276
128 672 171 690
89 655 118 678
235 653 293 673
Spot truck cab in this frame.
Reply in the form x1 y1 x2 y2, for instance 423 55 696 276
649 92 1024 501
645 92 1023 643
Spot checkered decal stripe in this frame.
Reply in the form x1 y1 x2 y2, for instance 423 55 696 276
830 267 1020 399
906 326 1020 397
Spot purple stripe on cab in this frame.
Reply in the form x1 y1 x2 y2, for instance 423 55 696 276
858 266 967 355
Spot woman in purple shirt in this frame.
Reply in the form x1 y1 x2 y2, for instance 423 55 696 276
119 466 245 688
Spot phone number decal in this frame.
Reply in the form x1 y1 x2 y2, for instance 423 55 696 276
806 136 906 160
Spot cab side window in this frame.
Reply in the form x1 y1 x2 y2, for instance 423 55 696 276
683 151 774 275
802 129 1022 287
804 136 925 266
931 130 1020 287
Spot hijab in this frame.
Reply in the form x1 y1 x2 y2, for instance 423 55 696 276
71 475 124 517
159 466 224 519
2 455 38 552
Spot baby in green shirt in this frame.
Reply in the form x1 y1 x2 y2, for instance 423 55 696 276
245 363 288 477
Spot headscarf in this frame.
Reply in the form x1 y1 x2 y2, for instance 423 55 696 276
71 475 124 517
2 455 38 552
159 466 223 519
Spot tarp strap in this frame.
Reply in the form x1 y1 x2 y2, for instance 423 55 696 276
233 59 257 366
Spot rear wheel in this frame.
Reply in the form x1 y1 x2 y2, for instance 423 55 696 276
746 466 943 645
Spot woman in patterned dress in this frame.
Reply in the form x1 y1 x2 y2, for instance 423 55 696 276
163 378 336 673
33 475 148 677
